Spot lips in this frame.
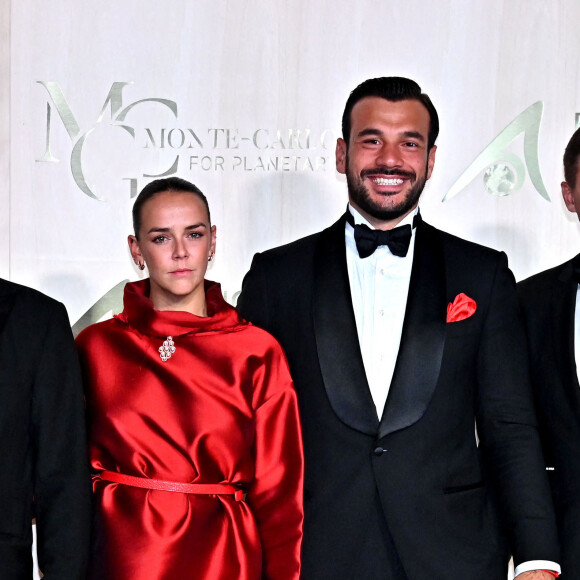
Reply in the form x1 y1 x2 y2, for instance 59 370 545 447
170 269 192 275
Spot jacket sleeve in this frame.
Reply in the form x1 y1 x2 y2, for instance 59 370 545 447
475 253 560 567
31 300 91 579
246 341 304 580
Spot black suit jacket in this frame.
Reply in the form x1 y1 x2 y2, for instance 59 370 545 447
238 215 559 579
0 279 91 579
518 257 580 577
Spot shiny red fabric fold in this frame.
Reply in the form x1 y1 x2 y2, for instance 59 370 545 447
77 279 303 580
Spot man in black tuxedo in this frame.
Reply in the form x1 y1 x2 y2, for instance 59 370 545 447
238 77 560 579
518 127 580 578
0 279 91 579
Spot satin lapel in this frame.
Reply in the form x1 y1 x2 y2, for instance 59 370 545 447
555 260 580 412
378 222 446 439
313 216 379 435
0 280 16 339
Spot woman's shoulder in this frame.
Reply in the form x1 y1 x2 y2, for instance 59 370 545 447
231 320 291 370
236 323 295 407
75 316 127 350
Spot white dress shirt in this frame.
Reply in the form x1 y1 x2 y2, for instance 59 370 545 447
345 204 416 417
345 203 560 577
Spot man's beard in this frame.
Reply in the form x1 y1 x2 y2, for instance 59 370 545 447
346 159 428 222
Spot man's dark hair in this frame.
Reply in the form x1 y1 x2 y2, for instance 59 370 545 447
564 127 580 189
341 76 439 150
132 177 210 238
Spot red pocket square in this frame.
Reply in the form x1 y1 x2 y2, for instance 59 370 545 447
446 293 477 323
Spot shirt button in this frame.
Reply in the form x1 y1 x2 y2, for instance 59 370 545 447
374 447 386 456
378 309 384 316
380 268 385 276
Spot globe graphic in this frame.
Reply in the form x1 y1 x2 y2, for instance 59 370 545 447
483 163 516 196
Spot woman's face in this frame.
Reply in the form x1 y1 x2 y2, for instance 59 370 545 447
128 190 216 314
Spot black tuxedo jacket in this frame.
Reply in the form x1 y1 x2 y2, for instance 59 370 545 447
238 215 559 579
518 257 580 576
0 279 91 579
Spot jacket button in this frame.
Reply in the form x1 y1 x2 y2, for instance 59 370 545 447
374 447 386 456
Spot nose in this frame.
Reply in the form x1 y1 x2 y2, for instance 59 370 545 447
375 142 403 168
172 238 188 259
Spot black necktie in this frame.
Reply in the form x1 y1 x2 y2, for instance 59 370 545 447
345 209 421 259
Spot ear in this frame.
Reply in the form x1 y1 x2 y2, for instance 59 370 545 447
128 235 143 265
426 146 437 180
209 225 217 257
336 138 347 175
562 181 577 213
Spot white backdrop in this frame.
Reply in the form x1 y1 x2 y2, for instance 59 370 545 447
3 0 580 577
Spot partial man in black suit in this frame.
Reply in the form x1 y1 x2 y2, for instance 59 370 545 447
518 127 580 578
0 279 91 579
238 77 560 579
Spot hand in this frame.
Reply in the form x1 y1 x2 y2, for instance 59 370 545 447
517 572 556 580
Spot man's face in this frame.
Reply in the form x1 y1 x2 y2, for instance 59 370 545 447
562 161 580 220
336 96 436 228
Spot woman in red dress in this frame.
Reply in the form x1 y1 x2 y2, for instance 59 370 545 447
76 177 303 580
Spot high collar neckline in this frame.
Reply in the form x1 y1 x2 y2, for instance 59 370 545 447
117 279 242 337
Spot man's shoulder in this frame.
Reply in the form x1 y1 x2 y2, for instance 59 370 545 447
424 221 505 267
0 278 64 312
252 218 342 266
517 256 575 302
238 218 343 322
519 258 573 287
0 280 71 349
258 228 326 259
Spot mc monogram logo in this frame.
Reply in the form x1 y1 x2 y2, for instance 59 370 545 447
444 101 550 202
36 81 178 200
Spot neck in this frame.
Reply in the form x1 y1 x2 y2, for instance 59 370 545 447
149 285 208 316
350 203 417 231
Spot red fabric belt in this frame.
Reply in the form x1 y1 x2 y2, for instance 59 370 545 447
96 470 244 501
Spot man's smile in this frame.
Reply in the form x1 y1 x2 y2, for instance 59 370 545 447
371 177 405 186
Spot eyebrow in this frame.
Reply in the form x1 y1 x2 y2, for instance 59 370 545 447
146 223 207 234
356 128 382 138
401 130 426 142
356 128 426 142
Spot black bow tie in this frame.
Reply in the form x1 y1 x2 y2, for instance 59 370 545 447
345 210 421 259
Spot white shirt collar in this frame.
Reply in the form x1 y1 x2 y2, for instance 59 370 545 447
347 203 419 230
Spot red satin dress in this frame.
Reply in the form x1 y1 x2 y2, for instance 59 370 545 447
76 279 303 580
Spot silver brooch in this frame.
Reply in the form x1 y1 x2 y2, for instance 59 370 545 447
159 336 176 362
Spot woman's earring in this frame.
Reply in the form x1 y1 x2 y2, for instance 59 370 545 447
208 253 214 262
136 262 145 271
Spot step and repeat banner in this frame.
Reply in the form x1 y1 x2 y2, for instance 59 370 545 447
4 0 580 334
2 0 580 577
